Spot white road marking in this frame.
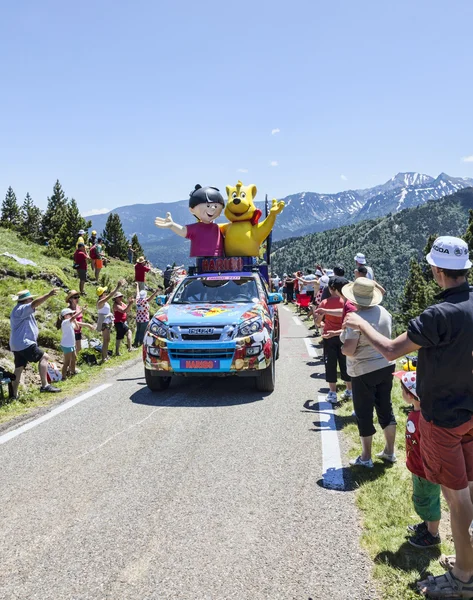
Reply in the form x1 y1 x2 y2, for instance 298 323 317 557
292 316 303 326
304 338 318 358
0 384 113 445
282 305 291 312
317 395 345 490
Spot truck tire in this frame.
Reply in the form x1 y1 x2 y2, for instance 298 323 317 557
145 368 172 391
256 352 276 392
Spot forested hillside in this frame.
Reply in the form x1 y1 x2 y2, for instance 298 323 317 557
271 187 473 313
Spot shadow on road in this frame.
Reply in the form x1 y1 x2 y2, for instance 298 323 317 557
130 377 271 407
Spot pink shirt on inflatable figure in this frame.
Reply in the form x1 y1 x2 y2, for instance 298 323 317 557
185 222 224 257
154 185 226 258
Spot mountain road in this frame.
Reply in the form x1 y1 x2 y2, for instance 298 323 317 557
0 307 377 600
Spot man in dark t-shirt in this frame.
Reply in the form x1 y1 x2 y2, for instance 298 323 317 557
344 236 473 595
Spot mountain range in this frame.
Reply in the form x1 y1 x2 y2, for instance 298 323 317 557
89 172 473 267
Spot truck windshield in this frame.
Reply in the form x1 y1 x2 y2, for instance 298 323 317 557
172 277 259 304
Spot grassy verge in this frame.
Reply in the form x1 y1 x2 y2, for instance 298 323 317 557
336 387 454 600
0 348 142 425
291 304 454 599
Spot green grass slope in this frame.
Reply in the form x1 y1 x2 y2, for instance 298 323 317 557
271 187 473 313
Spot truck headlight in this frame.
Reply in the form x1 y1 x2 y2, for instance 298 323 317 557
149 320 168 338
238 317 263 337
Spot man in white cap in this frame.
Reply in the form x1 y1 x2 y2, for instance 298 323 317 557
9 288 60 398
354 252 374 280
344 236 473 596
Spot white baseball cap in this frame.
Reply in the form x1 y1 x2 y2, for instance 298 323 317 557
139 290 147 299
426 236 471 270
320 275 329 286
61 308 74 317
354 252 366 265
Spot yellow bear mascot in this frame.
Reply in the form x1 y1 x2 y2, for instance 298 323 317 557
221 181 285 257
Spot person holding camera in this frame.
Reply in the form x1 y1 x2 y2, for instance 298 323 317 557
134 256 151 291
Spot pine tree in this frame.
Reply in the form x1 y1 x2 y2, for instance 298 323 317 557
20 193 43 241
422 234 437 283
463 209 473 284
398 257 429 330
131 233 145 259
102 213 128 260
42 180 68 241
55 198 92 251
1 186 21 229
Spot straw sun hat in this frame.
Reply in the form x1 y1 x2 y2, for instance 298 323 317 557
341 277 383 307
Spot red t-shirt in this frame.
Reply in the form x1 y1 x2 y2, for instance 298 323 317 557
342 299 357 321
73 250 88 270
135 263 151 282
406 410 425 478
318 296 344 334
185 222 224 257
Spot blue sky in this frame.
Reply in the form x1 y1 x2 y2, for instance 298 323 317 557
1 0 473 215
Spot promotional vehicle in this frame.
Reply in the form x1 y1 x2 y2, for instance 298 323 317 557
143 265 282 393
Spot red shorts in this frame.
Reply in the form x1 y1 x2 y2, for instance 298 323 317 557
419 413 473 490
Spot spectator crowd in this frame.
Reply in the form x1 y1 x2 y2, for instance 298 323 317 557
271 238 473 598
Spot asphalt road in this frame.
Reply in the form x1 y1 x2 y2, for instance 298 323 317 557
0 307 377 600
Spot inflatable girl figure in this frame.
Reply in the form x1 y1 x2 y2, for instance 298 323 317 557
154 185 225 257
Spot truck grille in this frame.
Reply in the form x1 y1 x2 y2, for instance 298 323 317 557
169 347 235 360
181 334 221 341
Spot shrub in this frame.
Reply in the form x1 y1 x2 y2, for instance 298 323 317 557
43 242 67 260
0 319 10 347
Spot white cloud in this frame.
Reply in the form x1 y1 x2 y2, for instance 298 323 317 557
82 207 110 217
237 168 248 173
270 161 278 167
341 174 348 181
462 155 473 163
271 128 280 135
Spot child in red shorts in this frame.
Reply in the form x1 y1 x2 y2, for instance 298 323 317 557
395 370 442 548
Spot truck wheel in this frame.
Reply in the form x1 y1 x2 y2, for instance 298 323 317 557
145 368 172 391
256 352 276 392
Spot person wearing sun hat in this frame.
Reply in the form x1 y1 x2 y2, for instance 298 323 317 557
134 256 151 291
344 236 473 596
113 291 135 355
393 370 442 549
9 287 61 397
96 280 123 362
340 277 396 469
